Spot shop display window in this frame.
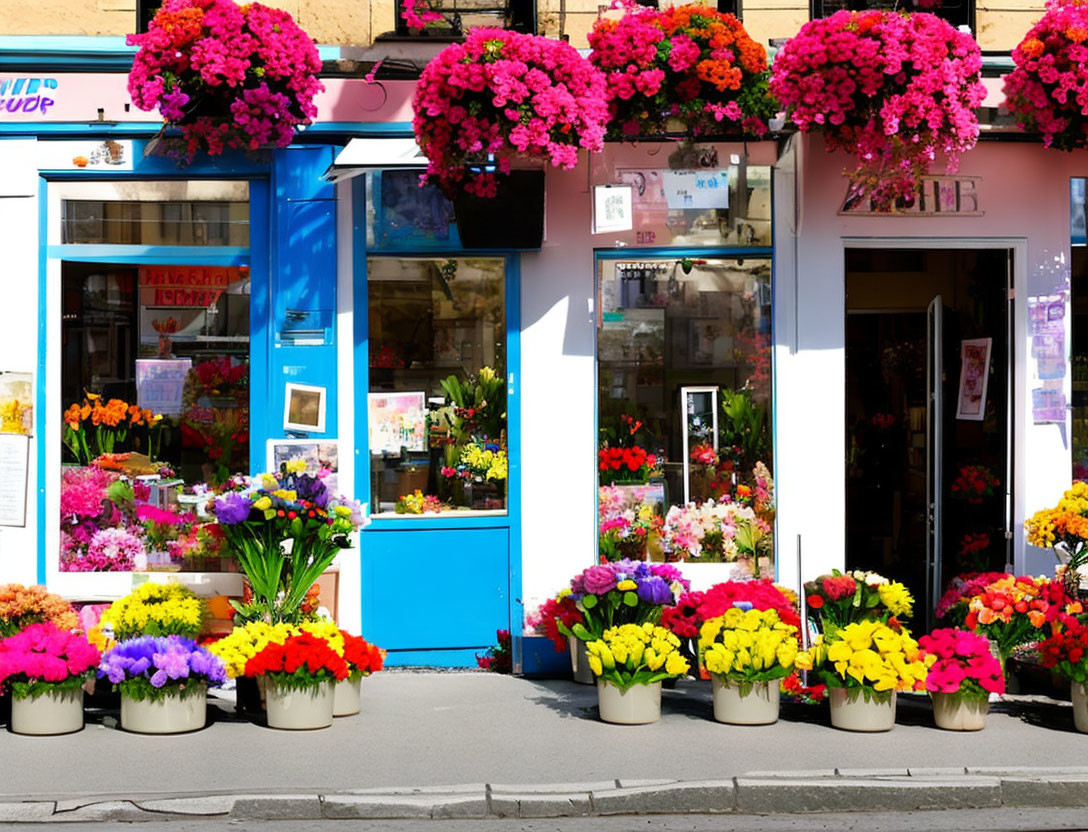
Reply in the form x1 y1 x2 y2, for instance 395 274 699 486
57 189 250 574
367 257 507 516
596 257 774 576
62 200 249 246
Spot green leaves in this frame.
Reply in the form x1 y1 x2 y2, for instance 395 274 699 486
623 591 638 607
582 594 598 610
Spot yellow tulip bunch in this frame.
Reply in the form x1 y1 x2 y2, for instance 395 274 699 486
586 622 690 691
699 607 798 685
207 618 346 678
98 582 205 642
795 620 928 699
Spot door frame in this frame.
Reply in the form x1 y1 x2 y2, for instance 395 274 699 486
841 237 1028 577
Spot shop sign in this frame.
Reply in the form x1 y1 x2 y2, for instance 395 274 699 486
0 77 57 117
839 175 982 216
138 266 247 308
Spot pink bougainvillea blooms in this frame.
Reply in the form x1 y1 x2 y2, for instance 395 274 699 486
1004 0 1088 151
770 10 985 211
127 0 324 160
588 2 774 138
412 28 609 197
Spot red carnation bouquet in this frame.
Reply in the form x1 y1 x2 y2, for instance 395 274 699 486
244 632 349 691
340 631 385 682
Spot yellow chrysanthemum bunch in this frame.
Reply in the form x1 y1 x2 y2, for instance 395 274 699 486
98 582 204 642
585 622 690 691
876 581 914 619
699 608 798 683
208 618 346 678
1027 481 1088 549
460 444 508 481
796 620 928 696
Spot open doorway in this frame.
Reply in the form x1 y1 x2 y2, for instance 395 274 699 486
845 248 1011 628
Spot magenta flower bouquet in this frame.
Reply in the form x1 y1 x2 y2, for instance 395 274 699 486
587 2 774 139
1004 0 1088 151
127 0 324 160
0 623 101 701
917 628 1005 700
770 10 985 211
412 28 609 198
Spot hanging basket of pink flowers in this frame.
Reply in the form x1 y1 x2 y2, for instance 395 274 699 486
126 0 324 161
769 10 985 212
412 28 608 245
1004 0 1088 151
587 1 775 140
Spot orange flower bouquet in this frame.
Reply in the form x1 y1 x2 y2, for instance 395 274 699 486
63 392 159 466
0 584 80 639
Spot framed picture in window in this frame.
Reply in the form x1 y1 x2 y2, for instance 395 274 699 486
956 337 991 421
283 382 327 433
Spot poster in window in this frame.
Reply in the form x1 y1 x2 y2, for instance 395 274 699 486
367 391 427 454
0 372 33 436
267 439 340 495
136 359 192 417
956 338 992 421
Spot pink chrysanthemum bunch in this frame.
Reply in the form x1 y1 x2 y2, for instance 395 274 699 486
127 0 324 160
587 1 774 139
770 10 985 211
1004 0 1088 151
412 28 609 198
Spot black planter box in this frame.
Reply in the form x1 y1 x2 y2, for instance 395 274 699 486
454 170 545 250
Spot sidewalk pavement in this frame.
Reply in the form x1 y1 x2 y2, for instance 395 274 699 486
3 670 1088 823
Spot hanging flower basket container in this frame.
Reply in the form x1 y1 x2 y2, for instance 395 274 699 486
770 10 986 211
1004 0 1088 151
587 2 775 140
413 28 608 248
127 0 324 161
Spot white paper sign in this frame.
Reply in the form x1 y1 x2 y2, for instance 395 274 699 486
662 169 730 210
593 185 634 234
136 359 192 417
0 434 29 527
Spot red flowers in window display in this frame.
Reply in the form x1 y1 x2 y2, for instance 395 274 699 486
598 445 659 484
951 465 1000 504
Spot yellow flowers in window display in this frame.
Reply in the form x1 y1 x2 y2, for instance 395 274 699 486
585 622 690 691
699 608 799 688
798 620 929 701
97 582 205 642
460 443 508 481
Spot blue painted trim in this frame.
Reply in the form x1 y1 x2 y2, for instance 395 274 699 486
247 178 272 475
351 175 370 508
595 246 773 260
368 514 513 531
46 245 249 265
506 250 524 657
383 647 489 668
0 123 406 141
35 175 48 586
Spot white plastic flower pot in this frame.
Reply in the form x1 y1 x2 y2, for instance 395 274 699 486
828 687 896 732
1072 682 1088 734
10 688 84 736
120 684 206 734
265 679 334 730
332 677 362 717
569 637 595 685
930 692 988 731
711 677 779 725
597 679 662 725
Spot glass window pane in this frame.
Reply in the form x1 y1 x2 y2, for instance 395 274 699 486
597 257 775 576
62 200 249 246
368 257 507 516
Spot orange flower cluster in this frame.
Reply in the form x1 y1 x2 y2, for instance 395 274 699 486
657 5 767 75
158 6 205 49
63 393 155 432
0 583 80 637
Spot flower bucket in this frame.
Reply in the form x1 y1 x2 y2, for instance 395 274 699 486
569 637 595 685
828 687 896 732
10 688 84 736
597 679 661 725
265 680 334 730
333 676 362 717
711 677 779 725
121 684 207 734
931 692 988 731
1072 682 1088 734
453 171 545 250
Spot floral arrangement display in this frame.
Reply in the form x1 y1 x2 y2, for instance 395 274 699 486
698 607 799 692
395 490 444 515
444 441 509 484
1026 482 1088 596
598 445 659 486
412 28 608 198
585 622 691 690
126 0 324 161
1039 614 1088 685
99 635 227 700
797 620 929 701
63 393 161 466
804 570 913 634
96 582 205 643
599 486 663 562
557 559 690 642
211 465 365 624
439 366 505 447
662 579 800 640
951 464 1001 504
934 571 1012 625
527 592 585 653
662 499 766 570
244 631 350 691
341 630 385 680
587 1 774 139
180 357 249 485
433 368 508 507
917 627 1005 700
1004 0 1088 151
0 584 79 638
0 623 101 699
769 10 985 211
476 629 512 673
207 620 315 678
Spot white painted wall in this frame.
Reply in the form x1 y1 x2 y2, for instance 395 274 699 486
0 139 40 586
